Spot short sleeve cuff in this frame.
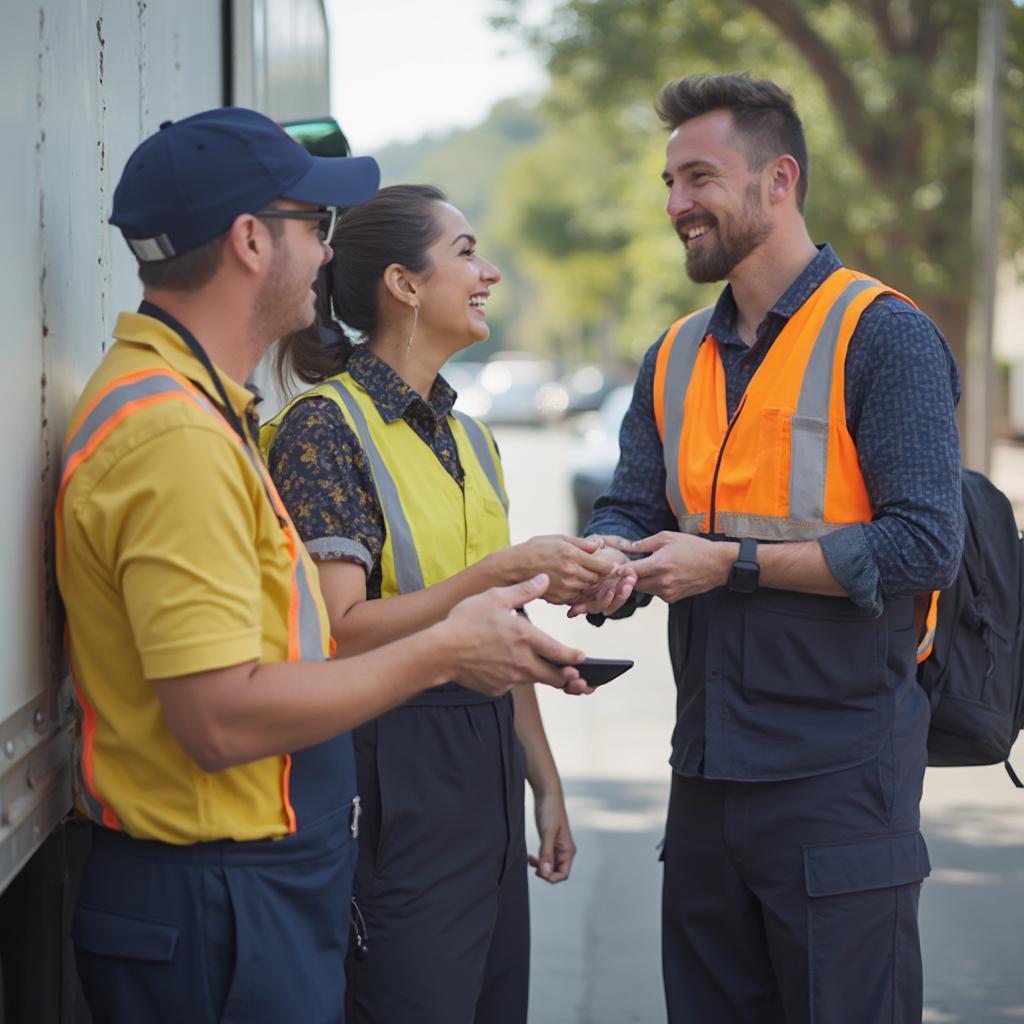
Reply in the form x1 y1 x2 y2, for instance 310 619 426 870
818 525 883 615
305 536 373 574
141 629 263 680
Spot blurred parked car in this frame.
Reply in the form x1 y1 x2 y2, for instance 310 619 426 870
567 385 633 535
442 360 484 394
562 364 618 414
472 354 560 426
442 361 490 417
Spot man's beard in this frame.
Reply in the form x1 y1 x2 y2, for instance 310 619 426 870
254 243 316 341
677 182 772 284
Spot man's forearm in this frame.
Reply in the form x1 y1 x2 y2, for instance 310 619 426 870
703 539 847 597
626 533 850 605
155 624 461 772
758 540 847 597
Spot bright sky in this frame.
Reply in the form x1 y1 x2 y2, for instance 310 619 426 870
326 0 550 153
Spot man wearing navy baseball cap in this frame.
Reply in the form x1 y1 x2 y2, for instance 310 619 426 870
56 107 588 1024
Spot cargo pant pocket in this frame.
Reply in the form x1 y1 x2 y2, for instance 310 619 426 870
73 905 182 1023
803 831 930 1024
72 904 180 960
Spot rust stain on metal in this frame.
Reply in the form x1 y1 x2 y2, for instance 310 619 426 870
95 17 104 83
96 9 110 352
96 17 106 175
37 5 62 697
137 0 149 129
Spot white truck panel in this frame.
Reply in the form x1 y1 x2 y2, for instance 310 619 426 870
0 0 221 896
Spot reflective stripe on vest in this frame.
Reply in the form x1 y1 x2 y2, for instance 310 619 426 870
786 277 878 525
263 373 511 603
323 380 427 595
453 410 509 514
656 270 912 541
658 307 714 521
58 369 325 830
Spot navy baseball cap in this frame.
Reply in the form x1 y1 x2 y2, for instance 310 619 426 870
110 107 380 262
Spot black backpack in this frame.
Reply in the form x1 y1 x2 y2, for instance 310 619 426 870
918 469 1024 784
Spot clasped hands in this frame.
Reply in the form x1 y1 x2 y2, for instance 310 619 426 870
561 531 730 616
503 529 729 617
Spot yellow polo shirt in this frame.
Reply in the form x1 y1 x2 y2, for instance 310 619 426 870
56 311 331 844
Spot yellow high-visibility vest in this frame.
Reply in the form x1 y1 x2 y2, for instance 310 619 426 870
262 370 510 597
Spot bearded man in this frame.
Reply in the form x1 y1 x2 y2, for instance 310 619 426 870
570 73 963 1024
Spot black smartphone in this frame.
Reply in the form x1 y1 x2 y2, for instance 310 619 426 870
545 656 634 687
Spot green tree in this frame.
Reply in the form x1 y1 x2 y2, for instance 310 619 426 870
495 0 1024 372
484 89 721 363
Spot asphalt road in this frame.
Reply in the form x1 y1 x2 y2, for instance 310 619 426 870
493 423 1024 1024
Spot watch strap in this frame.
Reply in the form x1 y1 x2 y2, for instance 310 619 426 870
738 537 758 565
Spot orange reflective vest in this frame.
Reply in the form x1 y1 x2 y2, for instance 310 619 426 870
654 267 915 543
57 368 326 832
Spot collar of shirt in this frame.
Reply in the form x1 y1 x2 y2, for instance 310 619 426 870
112 311 258 424
706 243 843 351
347 344 456 426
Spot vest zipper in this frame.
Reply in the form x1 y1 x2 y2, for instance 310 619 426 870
708 396 747 535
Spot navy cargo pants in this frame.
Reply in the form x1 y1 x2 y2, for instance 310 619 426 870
73 804 358 1024
345 689 529 1024
661 733 930 1024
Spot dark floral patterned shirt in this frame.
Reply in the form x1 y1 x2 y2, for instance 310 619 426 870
266 345 462 600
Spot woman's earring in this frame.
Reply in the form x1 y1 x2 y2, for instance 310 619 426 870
406 305 419 353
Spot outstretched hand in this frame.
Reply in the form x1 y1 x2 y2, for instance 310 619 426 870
507 535 616 605
566 535 638 618
446 575 594 696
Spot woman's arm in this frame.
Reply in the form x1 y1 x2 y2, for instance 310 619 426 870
319 535 613 657
317 556 506 656
512 685 576 884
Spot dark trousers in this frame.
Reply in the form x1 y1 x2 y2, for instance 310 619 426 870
346 697 529 1024
662 744 930 1024
73 807 357 1024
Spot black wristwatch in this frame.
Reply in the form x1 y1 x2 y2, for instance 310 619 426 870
727 538 759 595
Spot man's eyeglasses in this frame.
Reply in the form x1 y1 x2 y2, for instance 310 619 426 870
255 206 339 243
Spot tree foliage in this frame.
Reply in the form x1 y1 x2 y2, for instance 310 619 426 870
492 0 1024 365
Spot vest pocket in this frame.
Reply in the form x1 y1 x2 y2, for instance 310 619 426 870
749 408 788 517
741 599 885 708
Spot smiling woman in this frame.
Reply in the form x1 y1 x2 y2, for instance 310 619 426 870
261 183 611 1023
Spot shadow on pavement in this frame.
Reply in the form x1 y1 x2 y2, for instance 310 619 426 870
921 805 1024 1023
528 778 669 1024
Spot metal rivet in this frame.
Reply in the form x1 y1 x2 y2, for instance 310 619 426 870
34 710 45 729
3 740 14 758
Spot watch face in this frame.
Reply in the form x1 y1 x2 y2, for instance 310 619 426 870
728 562 759 595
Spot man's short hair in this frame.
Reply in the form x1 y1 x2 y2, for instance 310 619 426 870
136 212 285 292
136 233 228 290
655 72 809 212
